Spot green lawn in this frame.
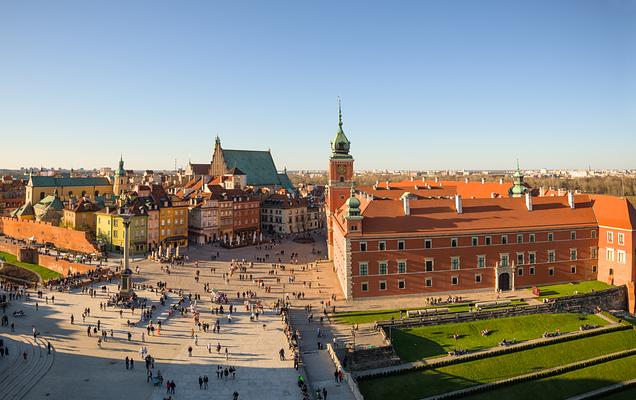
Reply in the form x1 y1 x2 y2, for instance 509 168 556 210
536 280 614 299
464 354 636 400
0 251 62 281
333 300 527 325
392 313 608 361
358 329 636 400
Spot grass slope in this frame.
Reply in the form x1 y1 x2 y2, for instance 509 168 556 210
334 300 527 325
358 329 636 400
0 251 62 281
536 280 613 299
392 313 608 361
464 354 636 400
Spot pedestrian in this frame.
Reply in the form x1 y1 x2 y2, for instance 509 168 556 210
70 314 74 324
188 346 193 357
125 356 130 370
130 358 134 369
203 375 208 389
225 347 229 361
198 376 203 389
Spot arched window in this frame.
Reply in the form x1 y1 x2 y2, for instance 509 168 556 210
339 176 344 182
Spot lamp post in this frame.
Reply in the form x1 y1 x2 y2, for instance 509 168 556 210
119 213 134 299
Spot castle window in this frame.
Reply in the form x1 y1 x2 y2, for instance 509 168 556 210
548 232 554 242
359 263 368 276
549 267 555 276
398 240 405 250
398 280 406 289
361 282 368 292
529 233 536 243
571 231 576 240
360 242 367 252
425 278 433 287
425 239 432 249
378 241 386 251
501 235 508 245
451 238 458 248
425 259 434 271
475 274 482 283
517 234 523 243
477 255 485 268
485 236 492 245
618 232 624 245
339 177 344 182
451 276 459 285
529 266 535 275
471 237 478 246
379 281 387 291
379 262 388 275
451 257 460 270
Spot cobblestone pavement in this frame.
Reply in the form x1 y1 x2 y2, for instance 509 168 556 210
0 232 360 399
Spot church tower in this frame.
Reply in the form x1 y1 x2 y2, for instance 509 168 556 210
113 155 127 196
326 99 354 259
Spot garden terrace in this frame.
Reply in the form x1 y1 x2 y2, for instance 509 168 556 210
535 280 614 299
390 313 609 361
357 328 636 400
462 354 636 400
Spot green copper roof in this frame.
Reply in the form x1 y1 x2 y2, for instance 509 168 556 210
331 98 352 159
29 176 111 188
222 149 285 187
509 160 529 196
116 155 126 176
11 202 35 217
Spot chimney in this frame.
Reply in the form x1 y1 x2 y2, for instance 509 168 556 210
402 195 410 216
491 192 496 198
434 177 439 183
481 178 485 184
455 195 463 214
525 192 533 211
464 178 469 183
568 191 575 209
385 181 390 189
499 178 504 184
539 187 546 196
410 176 414 182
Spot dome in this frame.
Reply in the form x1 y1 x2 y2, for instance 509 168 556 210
345 195 360 209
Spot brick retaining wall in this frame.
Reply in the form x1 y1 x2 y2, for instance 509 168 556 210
0 217 99 254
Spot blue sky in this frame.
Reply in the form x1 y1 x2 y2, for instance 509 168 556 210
1 1 634 171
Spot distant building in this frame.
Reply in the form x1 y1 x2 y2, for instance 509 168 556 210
62 197 101 233
26 174 112 204
0 176 25 217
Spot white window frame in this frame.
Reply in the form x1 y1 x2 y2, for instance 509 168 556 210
617 250 626 264
397 260 407 274
425 277 433 287
477 255 486 268
451 276 459 285
359 262 368 276
607 231 614 243
361 282 368 292
451 256 460 270
425 258 434 272
378 261 388 275
618 232 625 245
606 248 614 262
398 280 406 290
379 281 387 291
475 274 482 283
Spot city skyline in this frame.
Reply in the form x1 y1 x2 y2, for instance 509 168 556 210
1 1 634 170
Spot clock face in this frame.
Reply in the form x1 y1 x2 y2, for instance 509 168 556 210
337 165 346 174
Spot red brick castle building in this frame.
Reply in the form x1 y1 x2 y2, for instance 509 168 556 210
326 105 636 314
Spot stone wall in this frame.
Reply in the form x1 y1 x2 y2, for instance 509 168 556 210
348 345 401 372
0 217 99 254
0 241 96 277
36 254 96 276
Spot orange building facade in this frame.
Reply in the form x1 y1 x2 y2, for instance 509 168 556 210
325 109 636 313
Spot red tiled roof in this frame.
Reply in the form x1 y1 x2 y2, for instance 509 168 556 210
590 194 636 230
338 194 597 236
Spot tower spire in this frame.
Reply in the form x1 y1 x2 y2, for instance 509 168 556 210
338 97 343 129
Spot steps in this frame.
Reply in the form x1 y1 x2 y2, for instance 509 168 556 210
0 334 55 400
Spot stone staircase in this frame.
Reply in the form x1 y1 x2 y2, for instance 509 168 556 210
0 334 55 400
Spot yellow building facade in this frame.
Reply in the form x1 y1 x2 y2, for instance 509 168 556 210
26 176 112 204
96 208 148 254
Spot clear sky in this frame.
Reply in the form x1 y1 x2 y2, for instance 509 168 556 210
1 1 634 171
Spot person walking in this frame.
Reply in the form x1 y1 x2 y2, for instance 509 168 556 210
198 376 203 389
125 356 130 370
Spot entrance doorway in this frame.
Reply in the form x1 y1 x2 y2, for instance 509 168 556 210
498 273 510 291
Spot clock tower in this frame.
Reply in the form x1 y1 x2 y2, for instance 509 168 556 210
326 99 354 259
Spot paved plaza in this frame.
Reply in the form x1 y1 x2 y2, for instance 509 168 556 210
1 233 358 400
